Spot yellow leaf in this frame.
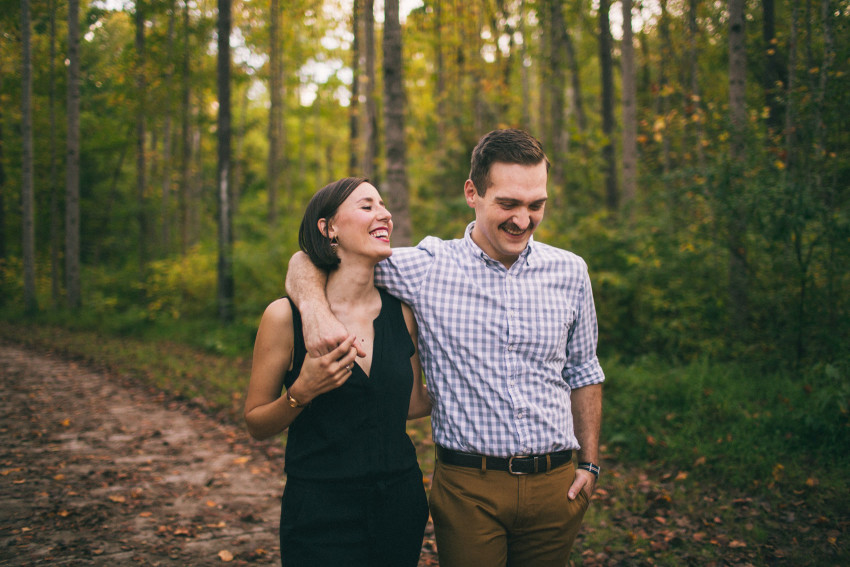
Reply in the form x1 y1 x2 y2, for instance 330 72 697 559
109 495 126 503
206 500 218 507
675 471 688 481
232 456 250 465
61 419 71 427
218 550 234 562
805 477 818 487
729 540 747 548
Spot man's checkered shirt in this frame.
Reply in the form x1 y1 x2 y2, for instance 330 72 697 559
375 223 605 457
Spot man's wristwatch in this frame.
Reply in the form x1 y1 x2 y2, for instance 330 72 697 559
285 389 307 408
577 461 601 478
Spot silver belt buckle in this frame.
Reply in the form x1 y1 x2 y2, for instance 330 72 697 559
508 456 532 475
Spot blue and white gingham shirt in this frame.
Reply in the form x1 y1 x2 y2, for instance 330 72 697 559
375 222 605 457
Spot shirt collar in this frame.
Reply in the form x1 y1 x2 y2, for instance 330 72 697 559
463 222 535 271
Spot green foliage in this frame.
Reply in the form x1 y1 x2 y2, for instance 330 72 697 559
539 202 728 363
602 356 850 490
145 244 218 320
2 1 848 369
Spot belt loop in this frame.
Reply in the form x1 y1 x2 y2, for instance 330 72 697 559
480 456 486 473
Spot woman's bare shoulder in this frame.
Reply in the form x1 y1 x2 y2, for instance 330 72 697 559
260 298 294 327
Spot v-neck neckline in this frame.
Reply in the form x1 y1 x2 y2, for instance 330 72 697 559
351 290 385 379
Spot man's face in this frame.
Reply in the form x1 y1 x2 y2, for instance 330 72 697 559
465 161 548 269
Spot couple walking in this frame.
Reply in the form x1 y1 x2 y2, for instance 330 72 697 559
245 128 605 566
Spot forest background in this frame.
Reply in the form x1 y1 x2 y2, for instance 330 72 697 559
1 0 849 564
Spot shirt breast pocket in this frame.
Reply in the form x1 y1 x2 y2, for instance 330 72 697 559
530 307 573 362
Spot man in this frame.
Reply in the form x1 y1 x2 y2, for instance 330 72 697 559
286 129 604 566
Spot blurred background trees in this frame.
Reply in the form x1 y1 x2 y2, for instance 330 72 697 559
0 0 847 367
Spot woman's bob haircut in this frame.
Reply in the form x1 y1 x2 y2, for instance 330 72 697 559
298 177 369 271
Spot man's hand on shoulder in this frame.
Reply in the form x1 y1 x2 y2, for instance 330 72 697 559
285 251 366 358
300 302 366 358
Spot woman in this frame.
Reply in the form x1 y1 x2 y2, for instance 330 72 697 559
244 177 431 567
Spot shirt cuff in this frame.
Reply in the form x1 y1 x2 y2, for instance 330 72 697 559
565 357 605 389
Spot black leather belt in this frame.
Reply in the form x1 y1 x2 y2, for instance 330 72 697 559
436 445 572 475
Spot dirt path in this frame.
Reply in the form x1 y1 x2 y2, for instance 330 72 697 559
0 341 289 565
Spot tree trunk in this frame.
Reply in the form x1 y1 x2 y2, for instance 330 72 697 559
135 0 148 270
66 0 81 308
546 0 567 200
49 0 62 305
564 27 586 133
728 0 748 332
598 0 619 211
621 0 638 206
217 0 235 322
267 0 281 225
435 0 447 137
21 0 37 312
364 0 378 181
180 0 192 255
382 0 410 246
349 0 362 173
658 0 671 175
160 0 177 254
519 0 530 129
687 0 706 170
761 0 784 132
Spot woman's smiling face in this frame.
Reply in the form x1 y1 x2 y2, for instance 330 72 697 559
324 182 393 265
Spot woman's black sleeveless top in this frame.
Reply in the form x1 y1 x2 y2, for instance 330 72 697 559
283 289 420 481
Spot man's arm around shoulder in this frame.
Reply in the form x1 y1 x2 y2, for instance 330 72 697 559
285 251 361 357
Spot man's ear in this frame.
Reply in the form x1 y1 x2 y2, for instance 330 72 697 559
464 180 478 208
